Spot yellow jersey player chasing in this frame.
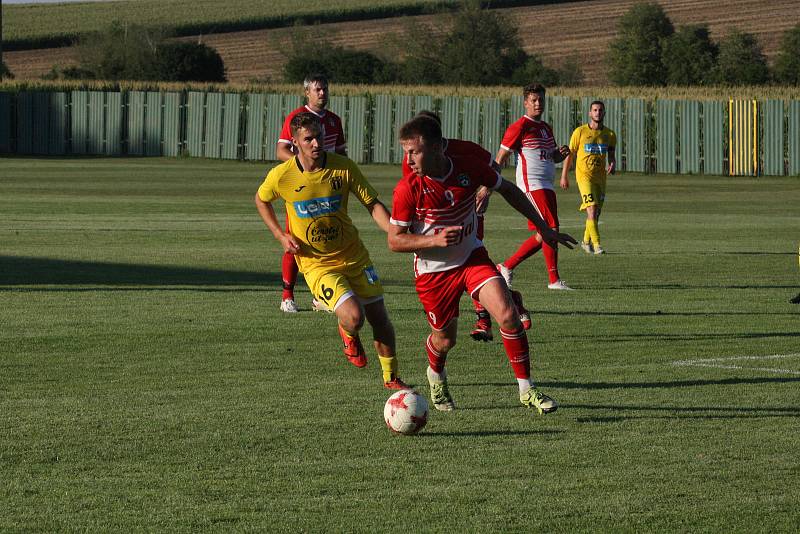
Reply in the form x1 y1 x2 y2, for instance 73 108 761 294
560 100 617 255
254 112 408 389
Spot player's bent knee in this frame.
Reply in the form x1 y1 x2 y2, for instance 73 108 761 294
431 332 457 353
493 305 519 330
336 304 365 333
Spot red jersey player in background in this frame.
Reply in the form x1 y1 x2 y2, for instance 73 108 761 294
403 112 531 343
495 84 573 291
275 74 347 313
388 115 576 414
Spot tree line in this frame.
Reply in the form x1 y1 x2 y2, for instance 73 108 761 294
608 2 800 86
1 2 799 86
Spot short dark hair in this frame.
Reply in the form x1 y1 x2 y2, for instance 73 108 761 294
303 73 328 90
290 112 322 137
398 115 442 146
415 110 441 126
590 100 605 109
523 83 546 99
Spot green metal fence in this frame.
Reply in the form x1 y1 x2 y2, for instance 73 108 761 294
680 100 700 174
624 98 646 173
703 101 725 175
762 100 784 176
0 89 797 176
656 99 677 174
789 101 800 176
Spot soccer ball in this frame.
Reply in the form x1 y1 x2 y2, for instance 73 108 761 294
384 389 428 435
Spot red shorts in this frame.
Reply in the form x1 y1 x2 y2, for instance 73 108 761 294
525 188 559 232
415 247 500 330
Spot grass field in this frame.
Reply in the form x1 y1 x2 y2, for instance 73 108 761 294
1 156 799 531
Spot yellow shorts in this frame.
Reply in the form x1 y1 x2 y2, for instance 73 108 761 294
302 259 384 311
577 179 606 211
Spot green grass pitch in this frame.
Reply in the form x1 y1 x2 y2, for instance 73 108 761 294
1 156 799 531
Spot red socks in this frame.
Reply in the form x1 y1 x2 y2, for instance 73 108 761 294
505 235 542 270
542 241 559 284
426 335 447 374
500 327 530 379
506 234 560 283
281 252 299 300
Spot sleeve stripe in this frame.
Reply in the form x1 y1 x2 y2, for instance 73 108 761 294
390 217 411 227
278 138 293 145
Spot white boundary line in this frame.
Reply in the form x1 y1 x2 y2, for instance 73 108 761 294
672 353 800 376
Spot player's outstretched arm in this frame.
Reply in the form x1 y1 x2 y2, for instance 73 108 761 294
475 186 491 213
497 180 577 249
388 224 463 253
366 201 392 233
254 193 300 254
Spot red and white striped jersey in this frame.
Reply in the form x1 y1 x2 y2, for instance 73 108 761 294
391 155 502 275
278 105 346 153
500 116 558 192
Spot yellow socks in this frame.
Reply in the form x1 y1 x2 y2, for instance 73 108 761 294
585 219 600 248
378 355 398 382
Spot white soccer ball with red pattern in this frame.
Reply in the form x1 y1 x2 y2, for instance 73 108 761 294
384 389 428 435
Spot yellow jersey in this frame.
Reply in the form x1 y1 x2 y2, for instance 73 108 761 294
257 153 378 272
568 124 617 183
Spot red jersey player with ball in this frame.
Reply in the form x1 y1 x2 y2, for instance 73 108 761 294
388 116 576 414
401 111 527 343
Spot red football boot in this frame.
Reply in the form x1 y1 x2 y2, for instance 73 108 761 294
384 377 410 390
337 323 367 367
470 311 493 342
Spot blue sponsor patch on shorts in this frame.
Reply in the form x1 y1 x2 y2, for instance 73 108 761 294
364 266 379 284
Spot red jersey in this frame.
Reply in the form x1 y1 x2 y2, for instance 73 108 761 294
401 138 492 179
278 105 346 153
500 116 558 192
391 155 502 275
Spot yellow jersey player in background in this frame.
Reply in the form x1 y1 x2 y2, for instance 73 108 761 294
254 112 408 390
560 100 617 255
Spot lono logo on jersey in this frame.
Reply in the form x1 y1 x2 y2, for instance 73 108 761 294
583 143 609 155
293 194 342 218
457 173 470 187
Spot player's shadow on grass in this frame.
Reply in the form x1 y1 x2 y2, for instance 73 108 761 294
547 376 800 389
597 283 797 290
0 255 279 287
422 429 563 437
592 332 800 342
469 376 800 390
538 310 798 318
571 403 800 421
